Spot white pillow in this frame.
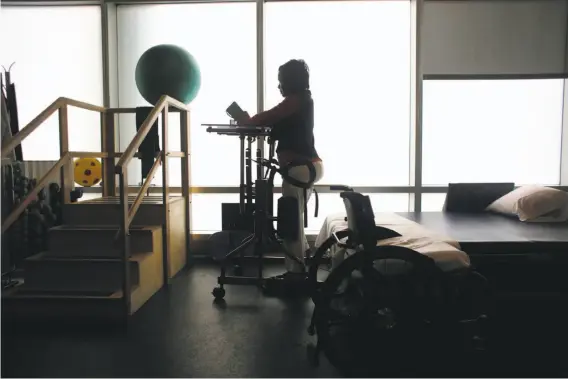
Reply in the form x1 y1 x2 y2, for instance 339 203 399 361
486 185 568 222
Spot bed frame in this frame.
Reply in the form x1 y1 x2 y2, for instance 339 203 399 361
397 211 568 294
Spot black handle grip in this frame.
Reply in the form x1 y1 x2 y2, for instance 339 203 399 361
329 185 353 192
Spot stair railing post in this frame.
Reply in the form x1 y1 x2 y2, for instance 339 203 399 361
58 104 72 204
180 110 191 265
101 111 116 197
161 104 171 286
119 171 132 318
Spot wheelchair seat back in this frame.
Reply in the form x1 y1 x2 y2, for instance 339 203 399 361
340 192 376 246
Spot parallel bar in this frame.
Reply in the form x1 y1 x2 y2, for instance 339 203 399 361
161 106 171 285
180 111 192 265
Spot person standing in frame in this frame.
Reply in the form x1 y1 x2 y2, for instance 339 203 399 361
236 59 324 289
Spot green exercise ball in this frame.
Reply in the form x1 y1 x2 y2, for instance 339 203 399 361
135 44 201 106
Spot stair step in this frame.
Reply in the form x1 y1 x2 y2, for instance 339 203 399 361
62 195 185 227
5 287 118 298
2 285 139 322
22 252 150 292
60 195 188 280
47 225 160 258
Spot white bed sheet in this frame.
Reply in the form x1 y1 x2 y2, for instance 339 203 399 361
314 212 470 272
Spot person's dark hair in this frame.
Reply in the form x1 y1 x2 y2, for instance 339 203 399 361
278 59 310 95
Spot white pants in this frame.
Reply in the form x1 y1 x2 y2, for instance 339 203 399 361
282 161 324 273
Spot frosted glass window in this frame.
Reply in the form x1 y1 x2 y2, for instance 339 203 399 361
421 193 447 212
116 3 256 186
0 6 104 161
191 194 239 232
422 80 563 185
265 1 411 186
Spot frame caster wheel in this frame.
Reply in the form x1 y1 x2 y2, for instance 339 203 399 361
212 287 226 300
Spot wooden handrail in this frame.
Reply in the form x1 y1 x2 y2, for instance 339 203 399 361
2 153 71 233
1 97 106 159
128 154 162 222
1 98 64 158
106 107 184 114
62 97 106 113
115 97 167 173
68 151 185 159
113 153 163 241
1 96 105 232
157 96 188 111
115 95 188 174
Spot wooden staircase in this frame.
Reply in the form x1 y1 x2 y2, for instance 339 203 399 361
1 96 192 323
3 195 189 322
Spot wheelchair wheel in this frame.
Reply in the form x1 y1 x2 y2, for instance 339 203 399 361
307 224 402 295
307 229 351 294
312 245 460 377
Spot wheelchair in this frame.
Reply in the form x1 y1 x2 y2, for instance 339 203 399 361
305 188 491 377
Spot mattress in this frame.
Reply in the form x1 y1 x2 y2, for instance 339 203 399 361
315 212 471 272
397 212 568 255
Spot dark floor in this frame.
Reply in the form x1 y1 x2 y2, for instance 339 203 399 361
2 263 568 378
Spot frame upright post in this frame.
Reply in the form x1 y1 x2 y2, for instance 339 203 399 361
409 0 424 212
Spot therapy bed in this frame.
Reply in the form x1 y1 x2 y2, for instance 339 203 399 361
314 212 471 273
315 211 568 292
397 212 568 257
316 211 568 258
398 212 568 293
